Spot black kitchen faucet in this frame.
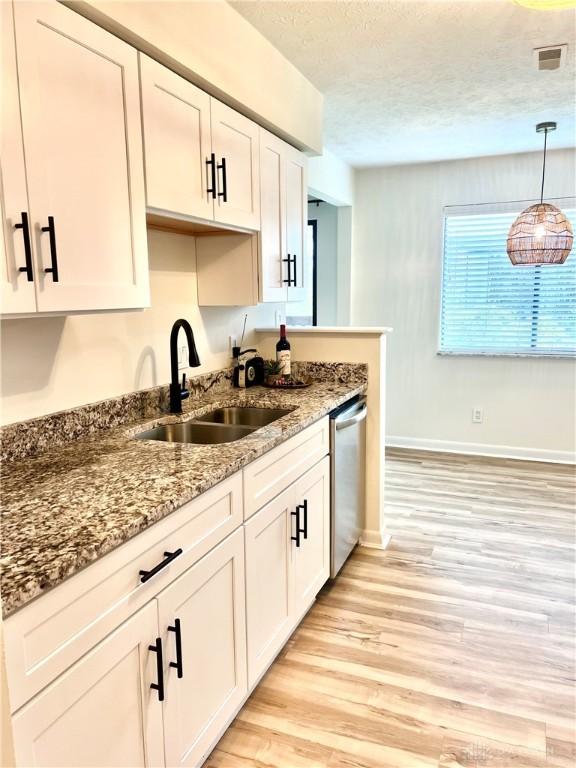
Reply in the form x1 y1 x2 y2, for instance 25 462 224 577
169 319 201 413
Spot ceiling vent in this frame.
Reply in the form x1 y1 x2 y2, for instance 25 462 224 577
534 45 567 71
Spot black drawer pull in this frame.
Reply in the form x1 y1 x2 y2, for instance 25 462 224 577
206 153 216 199
283 255 292 285
15 212 33 281
291 508 301 548
297 499 308 539
217 156 227 202
41 216 59 282
291 254 297 287
168 618 183 679
139 548 183 584
148 637 165 702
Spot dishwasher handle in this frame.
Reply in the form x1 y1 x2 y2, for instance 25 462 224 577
335 402 367 431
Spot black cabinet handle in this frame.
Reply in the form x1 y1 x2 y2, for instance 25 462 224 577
168 618 183 679
206 153 216 199
148 637 165 702
139 548 183 584
297 499 308 539
291 254 298 287
217 157 227 202
291 508 301 548
41 216 59 282
283 255 292 285
15 212 33 282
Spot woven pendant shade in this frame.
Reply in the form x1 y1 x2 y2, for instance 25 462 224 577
507 203 574 265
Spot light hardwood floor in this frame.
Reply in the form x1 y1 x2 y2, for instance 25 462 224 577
207 449 576 768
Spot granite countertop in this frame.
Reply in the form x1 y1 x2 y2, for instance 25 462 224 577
1 372 366 617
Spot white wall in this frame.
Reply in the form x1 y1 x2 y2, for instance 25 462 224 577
352 149 576 461
308 148 355 206
0 230 281 425
67 0 323 152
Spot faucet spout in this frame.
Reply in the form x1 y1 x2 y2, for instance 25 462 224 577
169 319 201 413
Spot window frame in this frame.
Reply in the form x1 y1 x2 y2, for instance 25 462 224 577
437 198 576 359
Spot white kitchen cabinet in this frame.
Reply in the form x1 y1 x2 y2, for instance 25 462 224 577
140 55 213 223
1 1 36 315
259 131 287 303
12 602 164 768
211 100 260 231
8 0 149 314
158 529 247 768
140 57 260 234
259 128 308 303
244 484 293 687
291 456 331 617
244 453 331 688
285 145 308 303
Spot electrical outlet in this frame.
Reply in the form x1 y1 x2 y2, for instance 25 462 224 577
229 335 237 353
472 407 483 424
274 310 283 327
179 344 188 368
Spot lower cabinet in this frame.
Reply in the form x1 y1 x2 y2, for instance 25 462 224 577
158 529 247 767
245 456 330 687
244 484 293 687
292 456 331 618
12 602 164 767
11 531 247 768
8 423 334 768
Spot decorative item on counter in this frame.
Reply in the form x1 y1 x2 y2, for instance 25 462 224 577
232 313 264 388
276 324 291 375
506 122 573 265
263 360 313 389
264 360 283 386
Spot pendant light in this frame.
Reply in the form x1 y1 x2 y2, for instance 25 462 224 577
506 122 573 266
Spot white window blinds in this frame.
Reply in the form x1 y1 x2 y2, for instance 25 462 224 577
440 202 576 356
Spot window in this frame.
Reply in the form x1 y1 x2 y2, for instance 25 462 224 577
440 203 576 356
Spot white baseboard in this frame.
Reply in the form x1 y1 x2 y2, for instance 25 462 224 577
359 530 391 550
386 435 575 465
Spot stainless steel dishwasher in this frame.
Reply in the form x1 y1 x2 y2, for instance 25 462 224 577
330 396 367 578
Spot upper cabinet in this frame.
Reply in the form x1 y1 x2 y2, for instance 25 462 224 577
1 1 36 315
140 55 213 222
259 129 307 303
1 0 149 315
141 55 260 232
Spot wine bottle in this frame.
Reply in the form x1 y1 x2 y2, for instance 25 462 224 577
276 324 291 376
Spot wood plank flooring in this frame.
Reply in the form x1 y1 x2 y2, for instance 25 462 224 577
206 449 576 768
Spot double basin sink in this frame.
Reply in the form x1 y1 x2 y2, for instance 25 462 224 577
135 407 292 445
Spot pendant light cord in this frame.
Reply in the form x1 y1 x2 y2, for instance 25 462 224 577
540 128 548 204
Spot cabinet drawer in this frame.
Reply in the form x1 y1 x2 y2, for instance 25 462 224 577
5 473 242 712
243 417 329 520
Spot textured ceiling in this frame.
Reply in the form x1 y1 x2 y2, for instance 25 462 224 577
229 0 576 166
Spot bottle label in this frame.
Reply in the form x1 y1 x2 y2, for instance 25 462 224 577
277 350 291 375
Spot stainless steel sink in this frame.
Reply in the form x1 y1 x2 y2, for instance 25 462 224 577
134 421 255 445
134 406 292 445
195 406 291 428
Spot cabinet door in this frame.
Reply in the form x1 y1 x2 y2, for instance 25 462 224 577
140 55 213 223
12 602 164 768
1 0 36 314
244 485 293 688
291 456 331 617
285 146 308 303
258 130 287 302
158 529 247 768
211 100 260 231
13 1 149 312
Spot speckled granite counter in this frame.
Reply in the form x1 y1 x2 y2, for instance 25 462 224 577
1 363 367 617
